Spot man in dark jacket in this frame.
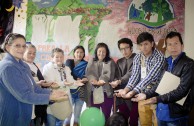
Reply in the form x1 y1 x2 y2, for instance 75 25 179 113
133 31 194 126
110 38 137 126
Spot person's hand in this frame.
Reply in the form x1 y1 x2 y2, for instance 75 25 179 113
64 81 73 86
81 78 88 83
74 81 85 86
122 90 136 99
131 93 146 102
37 80 46 85
49 89 68 102
109 80 120 88
37 80 53 87
50 82 60 89
114 89 127 97
97 80 105 86
90 79 98 85
144 97 157 105
77 78 88 83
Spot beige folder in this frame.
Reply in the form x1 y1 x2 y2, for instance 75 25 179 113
156 71 187 105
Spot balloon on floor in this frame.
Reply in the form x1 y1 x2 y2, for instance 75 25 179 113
80 107 105 126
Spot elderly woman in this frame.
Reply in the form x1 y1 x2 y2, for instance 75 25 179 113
43 47 84 126
85 42 117 121
0 33 66 126
23 43 50 126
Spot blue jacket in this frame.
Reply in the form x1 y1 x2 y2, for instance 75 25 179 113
0 53 50 126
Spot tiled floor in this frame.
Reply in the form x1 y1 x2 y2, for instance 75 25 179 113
65 103 141 126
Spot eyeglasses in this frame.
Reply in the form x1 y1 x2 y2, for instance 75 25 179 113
9 44 27 49
120 47 130 52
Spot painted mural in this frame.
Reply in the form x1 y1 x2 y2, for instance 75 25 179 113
0 0 15 46
24 0 185 68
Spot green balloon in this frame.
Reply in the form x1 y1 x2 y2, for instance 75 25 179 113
80 107 105 126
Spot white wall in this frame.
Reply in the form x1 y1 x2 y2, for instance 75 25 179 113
185 0 194 59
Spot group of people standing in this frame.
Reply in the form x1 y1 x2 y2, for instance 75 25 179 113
114 31 194 126
0 31 194 126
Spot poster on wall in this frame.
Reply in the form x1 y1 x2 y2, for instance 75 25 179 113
24 0 185 68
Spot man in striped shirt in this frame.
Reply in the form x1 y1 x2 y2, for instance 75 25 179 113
116 32 165 126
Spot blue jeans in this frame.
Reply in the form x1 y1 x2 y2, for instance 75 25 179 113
64 91 84 125
158 117 188 126
46 114 63 126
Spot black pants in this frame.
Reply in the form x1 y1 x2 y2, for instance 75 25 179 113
30 105 48 126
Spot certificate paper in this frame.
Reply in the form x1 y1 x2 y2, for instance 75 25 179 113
156 71 187 105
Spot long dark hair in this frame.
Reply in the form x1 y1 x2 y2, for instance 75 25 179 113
93 42 111 62
73 45 85 59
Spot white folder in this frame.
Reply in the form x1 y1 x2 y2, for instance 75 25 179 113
156 71 187 105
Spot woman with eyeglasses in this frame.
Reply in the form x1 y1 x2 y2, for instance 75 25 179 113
0 33 67 126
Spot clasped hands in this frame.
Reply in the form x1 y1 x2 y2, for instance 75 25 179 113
109 80 121 88
114 89 157 105
90 79 105 86
37 80 59 88
49 89 68 102
114 89 136 99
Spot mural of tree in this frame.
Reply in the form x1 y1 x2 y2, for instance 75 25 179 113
142 0 173 22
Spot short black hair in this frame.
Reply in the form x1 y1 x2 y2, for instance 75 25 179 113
94 42 111 62
137 32 154 44
165 31 183 45
73 45 85 59
118 38 133 49
106 112 127 126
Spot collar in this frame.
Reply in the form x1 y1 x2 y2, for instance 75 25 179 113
140 48 157 60
166 52 185 72
125 53 135 60
167 52 185 65
4 53 27 69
